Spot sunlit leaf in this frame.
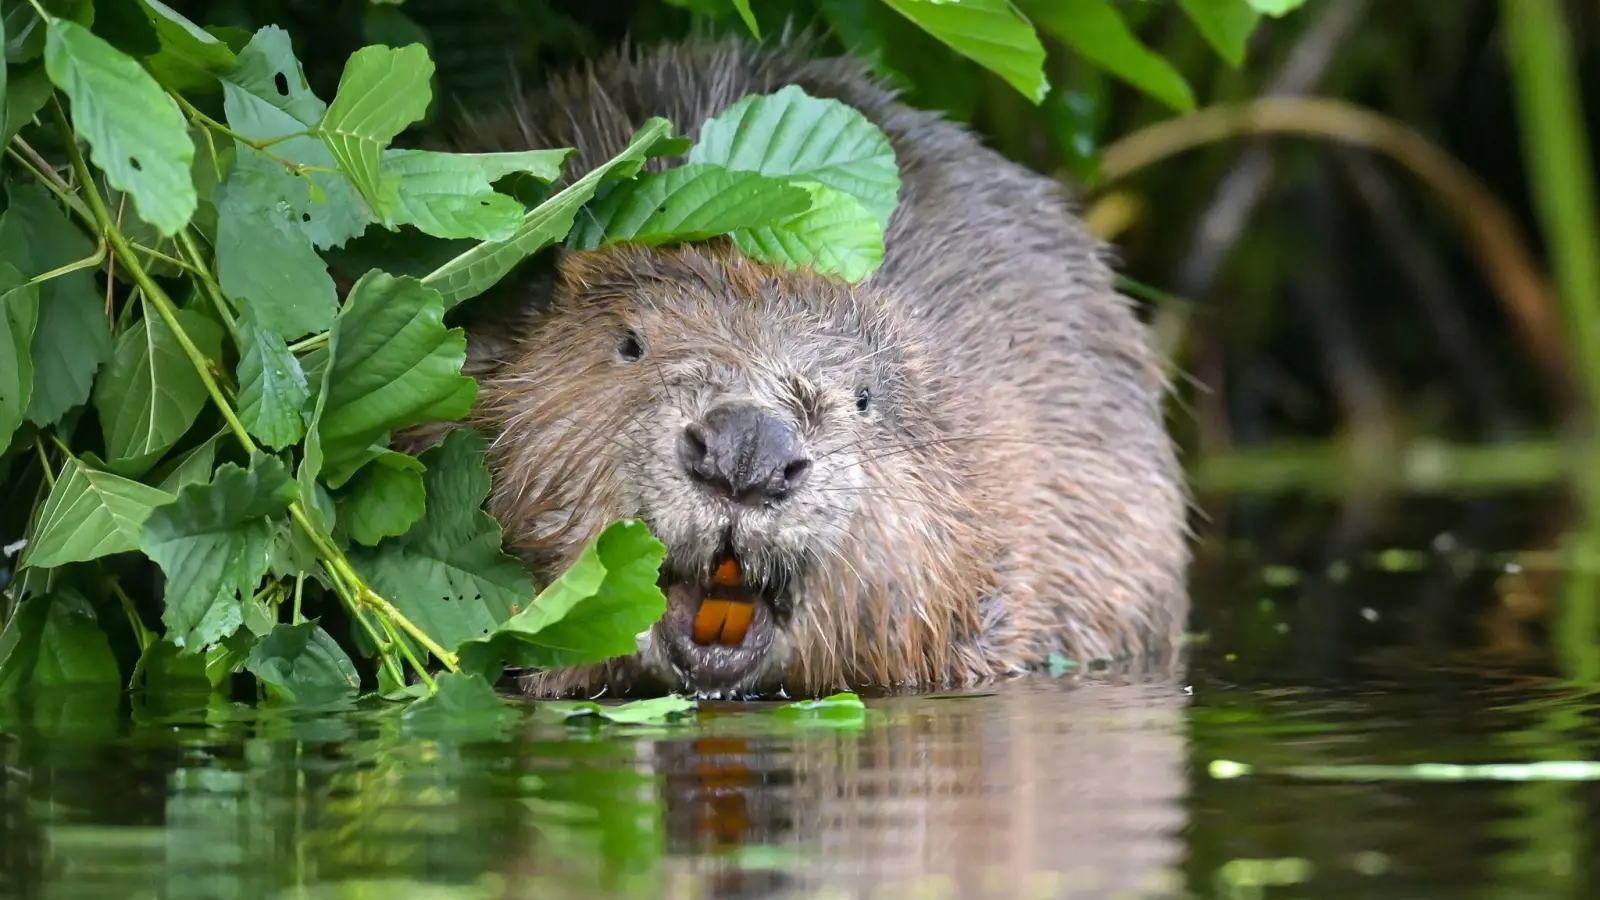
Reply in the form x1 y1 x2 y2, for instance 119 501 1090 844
43 18 196 234
381 147 570 240
879 0 1049 103
235 304 310 449
566 164 810 250
456 518 665 673
1178 0 1261 67
543 695 697 725
733 182 884 282
1246 0 1307 15
141 453 298 651
245 621 362 703
423 117 673 308
689 84 901 229
92 303 223 477
21 456 174 569
350 430 532 653
1019 0 1196 113
304 271 474 487
0 264 39 456
316 43 434 221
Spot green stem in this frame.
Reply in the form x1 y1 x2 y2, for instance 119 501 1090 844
31 437 54 490
54 101 459 676
175 230 237 333
1501 0 1600 507
109 578 155 653
379 615 438 692
6 142 96 226
27 240 107 288
292 574 305 625
287 333 328 355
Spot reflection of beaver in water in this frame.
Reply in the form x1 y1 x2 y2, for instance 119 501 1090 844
435 39 1190 699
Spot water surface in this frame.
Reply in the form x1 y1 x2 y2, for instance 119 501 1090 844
5 500 1599 899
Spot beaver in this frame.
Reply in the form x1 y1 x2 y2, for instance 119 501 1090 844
432 38 1190 699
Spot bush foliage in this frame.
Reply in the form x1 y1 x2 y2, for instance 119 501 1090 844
0 0 1300 709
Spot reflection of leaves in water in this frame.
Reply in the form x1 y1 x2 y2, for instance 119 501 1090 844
521 745 665 894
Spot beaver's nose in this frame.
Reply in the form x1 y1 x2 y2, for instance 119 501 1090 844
680 404 811 505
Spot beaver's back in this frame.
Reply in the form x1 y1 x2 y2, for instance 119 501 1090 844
459 40 1189 669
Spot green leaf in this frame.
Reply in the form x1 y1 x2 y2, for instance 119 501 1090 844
0 265 39 456
20 456 174 569
688 84 901 229
92 303 223 477
381 148 571 241
456 518 665 672
140 453 298 651
139 0 238 92
1019 0 1196 113
779 691 865 713
1177 0 1261 67
773 690 868 728
152 430 222 494
244 621 362 703
316 43 434 222
543 695 697 726
0 181 111 427
235 305 310 450
214 144 339 339
1246 0 1307 14
732 182 885 283
305 271 474 488
338 452 425 546
0 589 121 695
423 117 673 308
43 18 196 234
2 63 53 146
731 0 760 37
566 164 811 250
879 0 1049 104
221 27 371 249
401 670 519 737
349 430 532 653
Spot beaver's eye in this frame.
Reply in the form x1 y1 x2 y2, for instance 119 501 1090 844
618 331 644 362
855 386 871 415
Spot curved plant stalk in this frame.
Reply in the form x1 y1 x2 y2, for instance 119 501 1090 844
51 101 461 682
1097 96 1571 406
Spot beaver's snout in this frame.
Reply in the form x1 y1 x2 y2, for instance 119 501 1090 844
679 403 811 507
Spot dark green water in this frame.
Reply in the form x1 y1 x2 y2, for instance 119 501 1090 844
6 508 1600 899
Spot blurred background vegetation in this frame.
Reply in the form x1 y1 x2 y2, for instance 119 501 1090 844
97 0 1600 667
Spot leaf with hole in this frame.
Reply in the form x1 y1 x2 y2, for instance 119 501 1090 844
349 429 532 654
566 164 811 250
689 84 901 229
423 117 673 308
43 18 196 234
140 453 298 651
316 43 434 222
92 303 223 478
21 456 174 569
381 148 570 240
221 26 371 249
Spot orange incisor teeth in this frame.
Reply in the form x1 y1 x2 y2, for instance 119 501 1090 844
692 596 754 646
713 557 742 587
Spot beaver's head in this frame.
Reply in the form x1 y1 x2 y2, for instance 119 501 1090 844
464 242 989 699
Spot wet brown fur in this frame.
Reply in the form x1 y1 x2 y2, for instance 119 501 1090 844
411 38 1191 698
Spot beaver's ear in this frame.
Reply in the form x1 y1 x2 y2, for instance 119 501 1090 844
555 248 608 292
